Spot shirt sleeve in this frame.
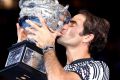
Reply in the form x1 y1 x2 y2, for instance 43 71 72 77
64 60 109 80
66 61 109 80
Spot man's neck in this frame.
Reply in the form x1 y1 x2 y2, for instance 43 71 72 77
65 45 91 64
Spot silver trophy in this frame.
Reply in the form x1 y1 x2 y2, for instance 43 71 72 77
19 0 71 31
0 0 71 80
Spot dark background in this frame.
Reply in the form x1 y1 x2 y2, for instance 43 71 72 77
0 0 120 80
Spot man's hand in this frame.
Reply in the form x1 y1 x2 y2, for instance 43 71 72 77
25 16 60 48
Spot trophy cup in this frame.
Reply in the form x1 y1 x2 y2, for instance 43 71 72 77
0 0 71 80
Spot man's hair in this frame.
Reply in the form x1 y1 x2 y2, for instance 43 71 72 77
79 10 110 52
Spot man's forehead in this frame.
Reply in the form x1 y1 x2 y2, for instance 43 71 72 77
72 14 86 22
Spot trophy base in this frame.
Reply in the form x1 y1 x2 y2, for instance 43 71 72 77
0 62 47 80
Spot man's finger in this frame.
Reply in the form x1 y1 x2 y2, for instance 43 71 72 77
16 23 20 33
16 23 27 42
25 27 38 35
38 15 47 28
25 20 41 31
38 15 58 33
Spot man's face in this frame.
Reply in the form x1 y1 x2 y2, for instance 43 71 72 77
57 14 86 47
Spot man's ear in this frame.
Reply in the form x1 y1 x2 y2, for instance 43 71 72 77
83 34 94 43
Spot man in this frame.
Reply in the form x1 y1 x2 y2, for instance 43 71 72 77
17 10 110 80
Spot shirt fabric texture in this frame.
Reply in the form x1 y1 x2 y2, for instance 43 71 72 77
64 58 109 80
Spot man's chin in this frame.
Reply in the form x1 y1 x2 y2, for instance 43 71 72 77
57 37 62 44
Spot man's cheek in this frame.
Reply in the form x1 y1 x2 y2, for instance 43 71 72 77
69 30 76 38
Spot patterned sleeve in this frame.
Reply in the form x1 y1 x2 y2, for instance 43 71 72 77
64 61 109 80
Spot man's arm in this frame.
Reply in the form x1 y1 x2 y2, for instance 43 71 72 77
44 49 81 80
24 17 81 80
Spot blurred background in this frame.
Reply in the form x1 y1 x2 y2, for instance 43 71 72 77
0 0 119 80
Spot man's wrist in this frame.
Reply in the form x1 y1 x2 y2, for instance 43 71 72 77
42 45 55 54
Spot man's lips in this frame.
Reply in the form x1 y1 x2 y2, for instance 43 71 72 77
60 29 67 35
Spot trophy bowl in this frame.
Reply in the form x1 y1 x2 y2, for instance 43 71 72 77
18 0 71 31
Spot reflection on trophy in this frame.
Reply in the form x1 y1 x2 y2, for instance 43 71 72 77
0 0 71 80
